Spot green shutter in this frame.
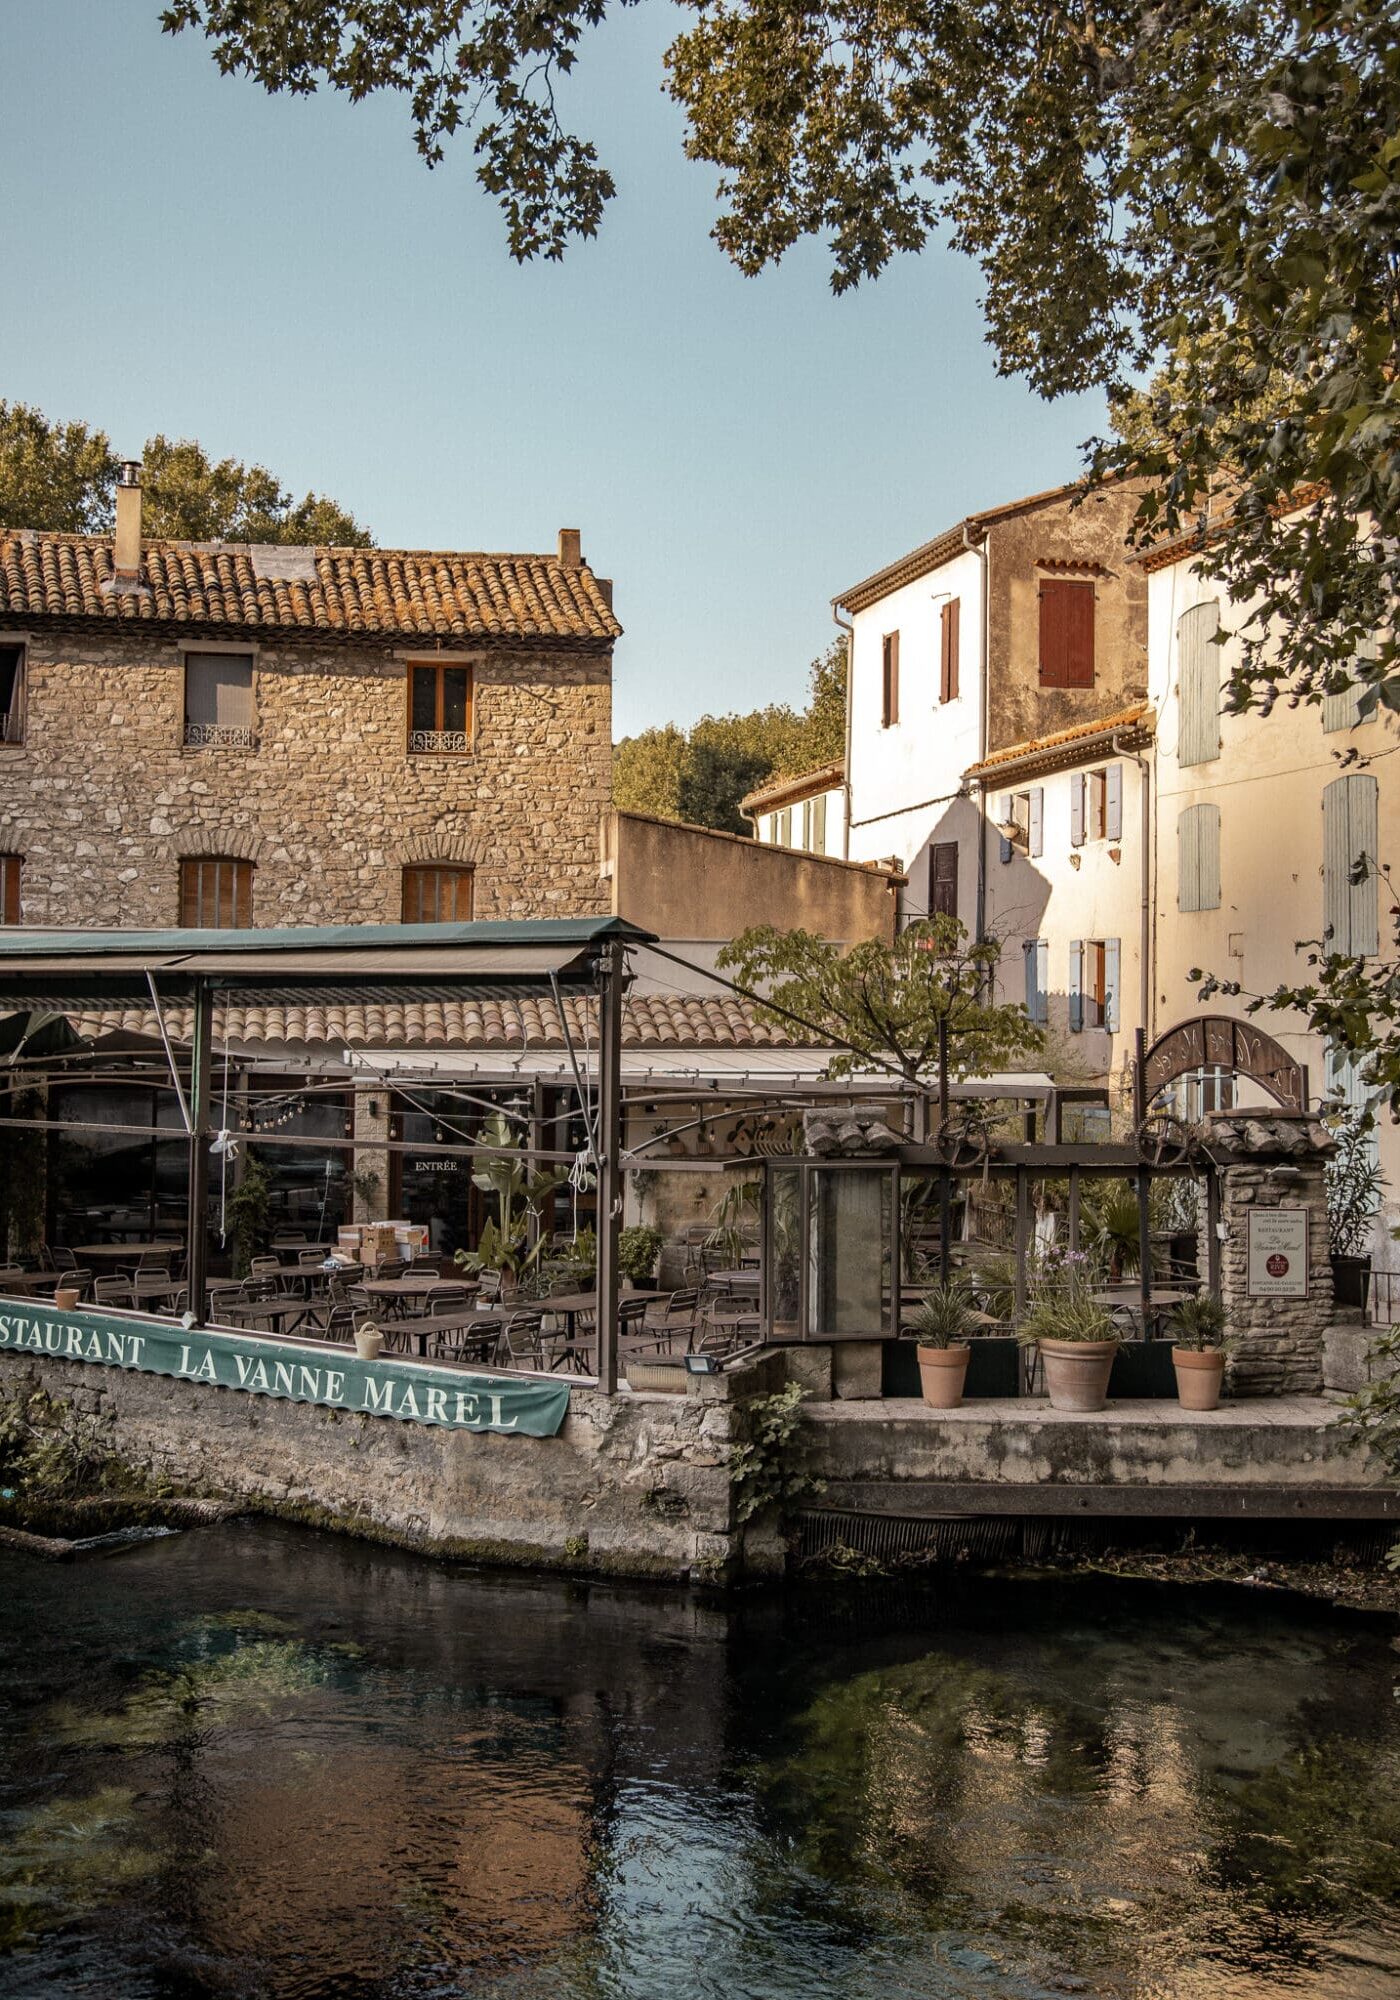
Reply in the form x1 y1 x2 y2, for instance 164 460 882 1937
1178 601 1221 768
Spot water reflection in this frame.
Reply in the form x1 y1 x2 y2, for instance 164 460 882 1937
0 1524 1396 1998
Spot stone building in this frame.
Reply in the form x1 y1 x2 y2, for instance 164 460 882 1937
0 474 618 928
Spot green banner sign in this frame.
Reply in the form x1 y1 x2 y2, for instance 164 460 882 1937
0 1299 570 1437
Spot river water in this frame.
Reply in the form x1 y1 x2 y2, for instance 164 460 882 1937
1 1521 1398 1999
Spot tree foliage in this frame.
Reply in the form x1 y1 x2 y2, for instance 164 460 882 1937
719 915 1042 1084
614 640 848 833
167 2 1400 721
0 401 373 545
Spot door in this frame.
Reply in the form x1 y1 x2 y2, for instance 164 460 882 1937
929 842 958 922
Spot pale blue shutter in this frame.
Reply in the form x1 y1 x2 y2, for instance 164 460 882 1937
1177 804 1220 912
1000 794 1013 865
1023 940 1049 1025
811 793 827 854
1105 763 1123 841
1325 637 1378 733
1323 774 1379 955
1104 939 1121 1032
1028 786 1044 857
1070 775 1086 847
1068 941 1084 1031
1178 601 1221 767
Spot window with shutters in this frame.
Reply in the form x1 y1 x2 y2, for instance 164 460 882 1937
940 598 960 703
1177 600 1221 767
1023 939 1048 1025
0 855 21 924
929 841 958 922
179 857 253 927
1177 803 1221 912
776 806 793 847
998 787 1043 862
402 864 474 924
0 645 25 745
1038 578 1095 687
1069 938 1120 1031
881 632 900 727
1070 765 1122 846
184 652 255 749
408 662 473 754
1323 635 1380 734
1322 773 1379 956
810 793 828 855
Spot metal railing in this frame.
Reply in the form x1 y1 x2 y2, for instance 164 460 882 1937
183 723 256 749
408 729 470 754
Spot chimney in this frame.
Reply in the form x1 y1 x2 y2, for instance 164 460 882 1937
114 460 143 578
557 527 581 570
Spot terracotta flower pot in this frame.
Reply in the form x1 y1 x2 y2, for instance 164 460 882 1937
1038 1337 1118 1413
1173 1346 1226 1412
54 1287 80 1312
916 1342 971 1410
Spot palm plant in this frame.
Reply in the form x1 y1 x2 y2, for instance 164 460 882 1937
454 1112 567 1284
1169 1293 1228 1350
907 1279 982 1348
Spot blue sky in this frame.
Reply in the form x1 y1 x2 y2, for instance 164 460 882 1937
1 0 1105 737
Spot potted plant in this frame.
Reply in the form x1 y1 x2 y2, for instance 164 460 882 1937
1328 1116 1382 1309
906 1280 981 1409
354 1319 384 1361
1168 1293 1228 1411
1018 1251 1118 1412
618 1225 663 1289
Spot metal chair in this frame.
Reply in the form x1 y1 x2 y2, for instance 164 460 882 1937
50 1246 76 1273
250 1255 287 1293
62 1267 94 1302
433 1317 503 1366
427 1284 474 1315
93 1275 132 1310
475 1269 504 1304
502 1310 546 1368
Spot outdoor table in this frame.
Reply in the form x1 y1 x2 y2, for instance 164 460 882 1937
363 1277 467 1305
213 1297 321 1336
397 1313 504 1363
69 1242 183 1270
532 1290 599 1340
0 1268 65 1295
707 1269 760 1295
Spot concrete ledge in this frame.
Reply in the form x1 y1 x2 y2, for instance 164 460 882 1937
803 1393 1392 1519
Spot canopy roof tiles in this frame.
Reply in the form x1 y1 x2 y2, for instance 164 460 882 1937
72 990 810 1054
0 532 621 645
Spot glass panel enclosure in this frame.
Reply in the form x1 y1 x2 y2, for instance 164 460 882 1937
806 1166 893 1338
765 1165 801 1338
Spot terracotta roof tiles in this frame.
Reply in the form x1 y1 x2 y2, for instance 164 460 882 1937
0 531 621 644
71 990 810 1053
964 704 1154 779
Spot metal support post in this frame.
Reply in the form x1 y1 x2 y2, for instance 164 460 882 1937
1206 1170 1223 1299
596 941 624 1394
186 979 214 1329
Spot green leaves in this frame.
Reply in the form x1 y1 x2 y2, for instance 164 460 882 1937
719 915 1043 1084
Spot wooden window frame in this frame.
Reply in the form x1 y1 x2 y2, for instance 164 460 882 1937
928 840 958 924
407 660 475 755
401 863 475 925
179 856 254 928
0 854 21 925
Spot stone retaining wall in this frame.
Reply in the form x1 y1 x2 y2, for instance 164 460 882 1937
0 1345 788 1582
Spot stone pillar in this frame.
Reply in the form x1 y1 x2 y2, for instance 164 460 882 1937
1201 1111 1335 1397
351 1085 391 1224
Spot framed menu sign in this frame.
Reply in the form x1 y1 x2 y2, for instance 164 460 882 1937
1247 1207 1309 1298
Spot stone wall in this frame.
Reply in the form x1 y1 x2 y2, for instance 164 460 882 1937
1203 1112 1335 1397
0 1341 788 1582
0 628 612 925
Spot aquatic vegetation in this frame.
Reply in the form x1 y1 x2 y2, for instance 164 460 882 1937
0 1788 156 1951
47 1638 338 1750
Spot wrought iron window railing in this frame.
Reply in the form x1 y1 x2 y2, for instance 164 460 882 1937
408 729 471 754
183 723 257 749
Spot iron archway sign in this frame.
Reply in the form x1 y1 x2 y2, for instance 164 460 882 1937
1141 1015 1307 1113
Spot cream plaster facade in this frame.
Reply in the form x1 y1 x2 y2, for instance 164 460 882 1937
0 627 612 926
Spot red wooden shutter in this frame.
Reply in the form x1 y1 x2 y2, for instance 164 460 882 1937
0 855 20 925
1065 580 1095 686
941 598 960 703
1039 580 1096 688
